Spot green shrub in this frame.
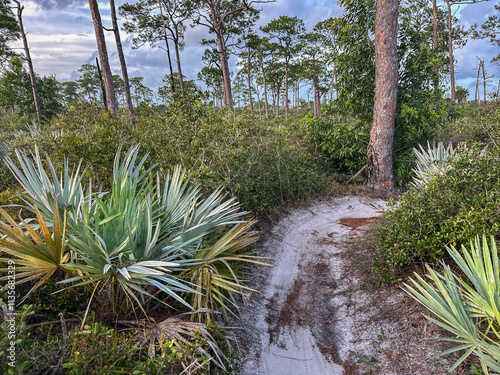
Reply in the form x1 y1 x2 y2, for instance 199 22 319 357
375 144 500 271
0 304 235 375
302 114 369 174
444 101 500 145
6 105 327 216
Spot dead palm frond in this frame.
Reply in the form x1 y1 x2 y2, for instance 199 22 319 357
0 201 69 303
119 309 226 370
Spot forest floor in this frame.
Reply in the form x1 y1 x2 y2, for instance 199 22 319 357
233 195 468 375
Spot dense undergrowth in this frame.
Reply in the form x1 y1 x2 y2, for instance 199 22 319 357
374 102 500 373
375 102 500 278
2 99 499 373
0 104 330 217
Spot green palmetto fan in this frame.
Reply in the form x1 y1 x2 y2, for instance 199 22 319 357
61 146 199 314
2 144 264 322
412 141 455 189
0 202 69 302
3 145 87 221
404 235 500 374
183 220 270 323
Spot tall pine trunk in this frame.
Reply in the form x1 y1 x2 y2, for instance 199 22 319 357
109 0 136 126
432 0 438 49
367 0 399 190
158 0 175 94
173 39 185 96
247 47 253 116
260 61 269 119
13 1 42 123
284 60 289 120
89 0 118 113
445 0 455 102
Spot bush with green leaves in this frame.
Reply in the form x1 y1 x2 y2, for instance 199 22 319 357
375 143 500 271
302 114 369 174
445 101 500 145
0 303 236 375
3 105 328 216
405 235 500 374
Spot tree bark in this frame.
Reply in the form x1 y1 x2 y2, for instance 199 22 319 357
173 38 185 95
475 59 481 102
110 0 136 126
247 47 253 116
367 0 399 191
313 56 321 117
13 1 42 123
482 61 487 103
445 0 455 102
276 88 280 116
88 0 118 113
260 60 269 119
206 3 234 114
95 57 108 111
158 0 175 94
216 31 234 113
284 60 289 120
432 0 438 50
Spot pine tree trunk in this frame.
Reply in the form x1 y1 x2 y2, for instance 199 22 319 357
482 61 487 104
173 38 185 95
207 4 233 115
284 60 289 120
432 0 438 49
247 47 253 116
95 57 108 110
110 0 136 126
260 61 269 119
445 0 455 102
367 0 399 190
13 1 42 123
276 88 280 116
158 0 175 94
89 0 118 113
217 32 234 113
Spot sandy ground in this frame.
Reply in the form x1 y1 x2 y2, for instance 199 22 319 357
234 196 460 375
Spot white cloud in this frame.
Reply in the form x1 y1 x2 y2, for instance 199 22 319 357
6 0 499 101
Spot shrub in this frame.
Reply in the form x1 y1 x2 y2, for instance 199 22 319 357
0 303 236 375
375 144 500 270
2 105 328 216
302 114 369 174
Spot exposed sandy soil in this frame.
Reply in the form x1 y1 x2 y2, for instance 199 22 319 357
234 196 465 375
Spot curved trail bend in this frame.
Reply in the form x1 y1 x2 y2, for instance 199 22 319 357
236 196 454 375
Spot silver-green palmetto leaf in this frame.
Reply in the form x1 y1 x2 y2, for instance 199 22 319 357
412 141 455 189
404 235 500 374
183 220 270 322
3 145 86 221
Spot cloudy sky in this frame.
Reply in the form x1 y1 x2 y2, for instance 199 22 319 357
10 0 500 100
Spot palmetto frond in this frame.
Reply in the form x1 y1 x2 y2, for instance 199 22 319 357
120 309 227 370
184 220 270 322
404 235 500 374
412 141 455 189
1 144 263 321
0 202 69 302
3 145 87 221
